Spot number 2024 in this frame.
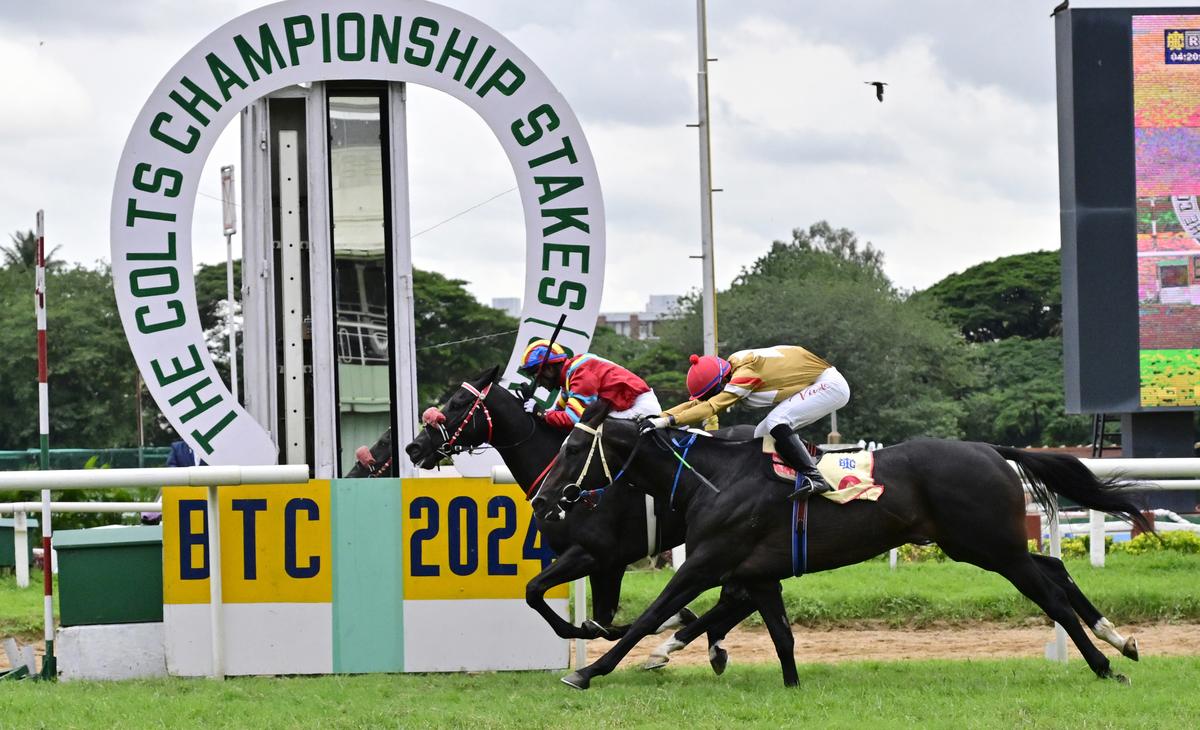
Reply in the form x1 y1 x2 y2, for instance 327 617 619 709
408 495 554 577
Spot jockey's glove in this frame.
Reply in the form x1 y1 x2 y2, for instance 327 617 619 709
638 415 674 434
523 399 546 419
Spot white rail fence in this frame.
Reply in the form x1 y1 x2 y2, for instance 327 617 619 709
0 465 309 680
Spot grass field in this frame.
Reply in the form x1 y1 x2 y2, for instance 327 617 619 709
2 658 1198 728
615 552 1200 628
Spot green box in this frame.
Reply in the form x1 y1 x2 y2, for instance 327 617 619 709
0 517 38 569
54 526 163 627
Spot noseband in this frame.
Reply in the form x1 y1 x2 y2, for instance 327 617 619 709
423 381 494 460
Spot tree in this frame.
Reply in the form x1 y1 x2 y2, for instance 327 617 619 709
912 250 1061 342
656 222 975 444
0 263 170 450
412 269 518 406
2 229 62 271
957 337 1091 446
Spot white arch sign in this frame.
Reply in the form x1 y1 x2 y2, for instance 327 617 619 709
111 0 604 465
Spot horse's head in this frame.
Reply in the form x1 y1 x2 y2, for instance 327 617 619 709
404 365 502 469
531 401 627 521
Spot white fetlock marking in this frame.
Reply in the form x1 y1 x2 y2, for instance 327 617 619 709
708 640 725 662
656 612 684 633
1092 617 1128 651
648 636 686 663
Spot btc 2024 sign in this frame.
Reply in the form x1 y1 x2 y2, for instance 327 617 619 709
162 479 563 605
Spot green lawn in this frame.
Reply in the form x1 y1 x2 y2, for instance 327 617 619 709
0 574 54 640
2 658 1197 728
613 552 1200 627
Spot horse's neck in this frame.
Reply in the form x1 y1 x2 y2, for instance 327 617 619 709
489 399 563 487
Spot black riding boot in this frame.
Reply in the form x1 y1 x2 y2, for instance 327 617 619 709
769 424 831 500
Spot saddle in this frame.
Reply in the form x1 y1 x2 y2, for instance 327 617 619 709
762 436 885 503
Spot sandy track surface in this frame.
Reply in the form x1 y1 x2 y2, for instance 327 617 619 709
584 622 1200 669
6 623 1197 673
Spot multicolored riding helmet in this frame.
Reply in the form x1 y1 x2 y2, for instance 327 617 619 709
518 339 569 373
686 353 731 400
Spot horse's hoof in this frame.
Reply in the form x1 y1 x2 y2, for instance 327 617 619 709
581 619 611 640
1114 673 1131 686
709 646 728 676
1122 637 1139 662
678 607 698 625
643 656 668 670
561 671 590 690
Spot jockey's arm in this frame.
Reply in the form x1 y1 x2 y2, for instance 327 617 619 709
664 389 741 427
542 369 600 429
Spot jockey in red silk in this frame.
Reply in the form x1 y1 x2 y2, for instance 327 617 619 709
518 339 662 429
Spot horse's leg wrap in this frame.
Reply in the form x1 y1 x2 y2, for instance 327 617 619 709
643 634 686 669
1092 617 1138 661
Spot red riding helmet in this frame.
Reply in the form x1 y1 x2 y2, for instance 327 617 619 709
686 354 731 400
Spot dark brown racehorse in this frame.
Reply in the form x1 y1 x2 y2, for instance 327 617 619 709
534 409 1151 689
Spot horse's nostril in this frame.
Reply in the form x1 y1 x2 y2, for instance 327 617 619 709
531 496 546 512
404 443 421 459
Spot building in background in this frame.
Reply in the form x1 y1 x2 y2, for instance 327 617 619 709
490 297 522 318
596 295 681 340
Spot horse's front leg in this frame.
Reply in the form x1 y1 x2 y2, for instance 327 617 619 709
525 544 602 639
562 551 719 690
583 565 626 639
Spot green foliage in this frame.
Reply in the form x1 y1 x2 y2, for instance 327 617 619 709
895 543 948 562
1 229 62 271
957 337 1091 445
1115 530 1200 555
657 221 975 443
412 269 518 406
0 263 169 451
913 250 1061 342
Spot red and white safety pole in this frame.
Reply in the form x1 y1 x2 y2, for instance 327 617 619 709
35 210 56 679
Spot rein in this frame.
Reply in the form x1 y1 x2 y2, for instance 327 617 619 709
568 423 720 509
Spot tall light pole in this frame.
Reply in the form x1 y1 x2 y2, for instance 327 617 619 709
694 0 719 420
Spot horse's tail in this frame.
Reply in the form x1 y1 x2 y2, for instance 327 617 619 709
989 445 1153 535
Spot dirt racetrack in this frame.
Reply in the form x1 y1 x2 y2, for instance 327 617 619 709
586 622 1200 668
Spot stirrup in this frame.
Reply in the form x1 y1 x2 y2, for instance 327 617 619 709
788 473 830 501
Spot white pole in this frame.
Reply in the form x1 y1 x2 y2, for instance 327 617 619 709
888 547 898 571
1046 503 1068 662
573 577 587 669
206 484 224 680
220 165 239 402
694 0 719 408
1089 509 1105 568
14 511 29 589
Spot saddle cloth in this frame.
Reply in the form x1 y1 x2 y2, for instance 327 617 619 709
762 436 884 503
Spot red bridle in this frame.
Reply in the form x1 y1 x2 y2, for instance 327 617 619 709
424 381 494 454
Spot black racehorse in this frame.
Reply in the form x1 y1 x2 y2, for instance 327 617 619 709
533 408 1151 689
402 366 761 655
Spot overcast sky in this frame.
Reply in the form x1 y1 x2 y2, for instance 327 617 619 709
1 1 1066 312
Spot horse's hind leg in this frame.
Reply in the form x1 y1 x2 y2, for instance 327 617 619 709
745 582 798 687
939 541 1121 681
1031 553 1138 661
644 584 753 673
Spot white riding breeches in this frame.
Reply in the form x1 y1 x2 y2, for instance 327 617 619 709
753 367 850 438
610 389 663 420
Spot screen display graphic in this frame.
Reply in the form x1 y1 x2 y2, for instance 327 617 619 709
1133 15 1200 408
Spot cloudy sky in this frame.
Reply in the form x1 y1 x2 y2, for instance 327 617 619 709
2 1 1068 312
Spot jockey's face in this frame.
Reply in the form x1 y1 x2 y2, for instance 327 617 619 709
533 361 563 390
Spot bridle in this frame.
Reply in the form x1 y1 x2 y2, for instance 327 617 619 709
421 380 538 462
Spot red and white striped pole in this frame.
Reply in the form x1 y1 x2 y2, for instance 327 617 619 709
35 209 56 679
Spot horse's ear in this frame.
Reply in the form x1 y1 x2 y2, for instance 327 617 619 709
579 398 612 427
473 365 502 386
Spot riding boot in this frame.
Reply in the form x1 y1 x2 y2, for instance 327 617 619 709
769 424 831 500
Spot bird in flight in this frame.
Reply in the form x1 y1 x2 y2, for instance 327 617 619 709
865 81 888 102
